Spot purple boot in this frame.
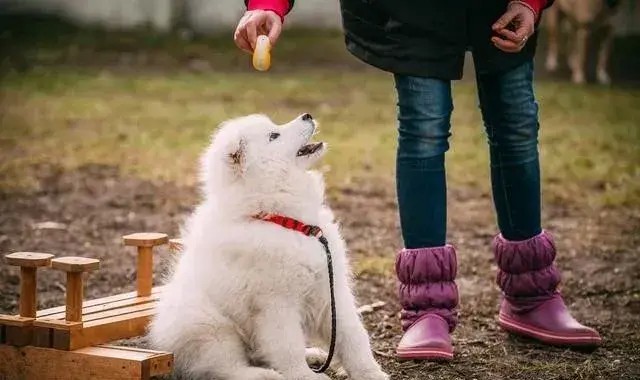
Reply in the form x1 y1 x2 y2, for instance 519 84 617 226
396 245 458 360
494 231 601 346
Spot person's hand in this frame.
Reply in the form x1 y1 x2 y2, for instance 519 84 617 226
491 2 536 53
234 10 282 53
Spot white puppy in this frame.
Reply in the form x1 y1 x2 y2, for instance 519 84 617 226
149 114 388 380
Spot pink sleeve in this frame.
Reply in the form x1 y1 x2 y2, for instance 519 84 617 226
247 0 291 21
515 0 549 19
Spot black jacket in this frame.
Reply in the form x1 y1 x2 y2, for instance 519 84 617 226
248 0 554 79
341 0 554 79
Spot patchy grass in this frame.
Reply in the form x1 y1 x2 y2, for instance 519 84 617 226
1 66 639 208
2 14 638 207
353 255 395 277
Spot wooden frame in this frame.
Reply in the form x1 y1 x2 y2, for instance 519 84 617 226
0 232 179 380
32 286 163 350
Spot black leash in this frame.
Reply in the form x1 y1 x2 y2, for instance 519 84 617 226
311 234 336 373
253 214 336 373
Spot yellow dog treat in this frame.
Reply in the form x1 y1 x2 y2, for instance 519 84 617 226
252 35 271 71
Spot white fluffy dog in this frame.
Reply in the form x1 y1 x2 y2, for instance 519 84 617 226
149 114 388 380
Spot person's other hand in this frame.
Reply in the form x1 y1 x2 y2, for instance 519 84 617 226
491 2 536 53
234 10 282 53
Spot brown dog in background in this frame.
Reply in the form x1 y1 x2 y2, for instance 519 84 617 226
545 0 620 84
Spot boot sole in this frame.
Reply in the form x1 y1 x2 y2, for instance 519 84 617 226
498 313 602 347
396 348 453 361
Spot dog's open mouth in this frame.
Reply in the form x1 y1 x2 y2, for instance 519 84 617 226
296 142 324 157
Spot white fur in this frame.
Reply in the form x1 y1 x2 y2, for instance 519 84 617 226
149 114 388 380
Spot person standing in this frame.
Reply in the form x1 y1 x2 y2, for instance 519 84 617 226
234 0 602 361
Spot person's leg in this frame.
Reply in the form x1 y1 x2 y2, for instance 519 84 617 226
476 60 601 347
393 74 458 361
476 60 542 241
395 74 451 248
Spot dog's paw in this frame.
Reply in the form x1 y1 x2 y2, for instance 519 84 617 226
351 369 389 380
231 367 284 380
305 347 328 368
305 348 347 378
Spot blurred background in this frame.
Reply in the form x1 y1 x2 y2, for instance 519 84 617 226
1 1 639 379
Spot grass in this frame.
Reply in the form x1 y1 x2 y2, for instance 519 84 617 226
1 15 639 209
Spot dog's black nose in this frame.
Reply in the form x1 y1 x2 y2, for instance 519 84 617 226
301 113 313 121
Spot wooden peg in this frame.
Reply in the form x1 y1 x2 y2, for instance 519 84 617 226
122 233 168 297
51 257 100 323
5 252 54 319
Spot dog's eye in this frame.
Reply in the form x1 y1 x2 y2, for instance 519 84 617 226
269 132 280 142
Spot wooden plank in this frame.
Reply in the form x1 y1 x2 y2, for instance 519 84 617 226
32 319 83 330
0 343 173 380
97 344 165 354
96 345 174 377
81 302 156 323
32 325 52 348
37 302 156 328
37 291 139 317
0 316 34 347
4 325 32 347
0 315 34 327
53 309 155 350
84 309 155 329
39 293 160 321
37 286 164 318
147 349 174 378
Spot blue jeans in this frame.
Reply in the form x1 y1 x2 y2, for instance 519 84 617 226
395 60 542 248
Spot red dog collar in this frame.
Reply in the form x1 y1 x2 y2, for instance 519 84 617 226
253 212 323 238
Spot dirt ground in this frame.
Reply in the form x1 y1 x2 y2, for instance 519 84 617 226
1 164 638 380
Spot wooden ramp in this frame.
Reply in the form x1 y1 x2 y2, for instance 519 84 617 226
32 286 164 350
0 232 179 380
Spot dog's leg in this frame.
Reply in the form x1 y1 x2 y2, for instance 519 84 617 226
187 322 284 380
571 25 589 84
253 301 330 380
545 5 560 72
323 286 388 380
596 23 613 84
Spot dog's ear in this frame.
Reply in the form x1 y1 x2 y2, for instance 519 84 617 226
227 138 246 171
